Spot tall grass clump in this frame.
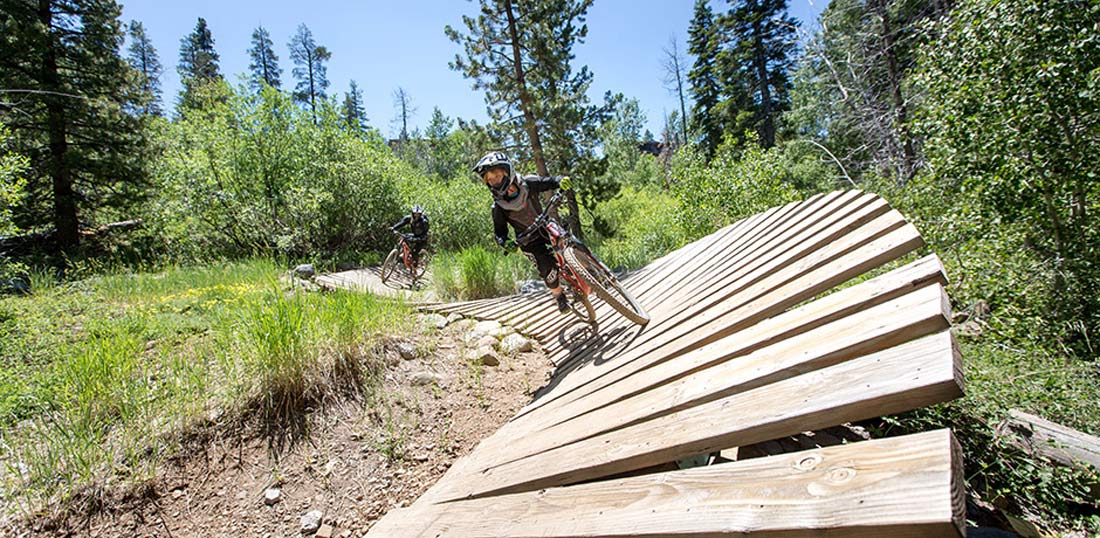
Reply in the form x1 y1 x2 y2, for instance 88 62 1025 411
234 287 408 420
0 259 412 516
430 246 534 300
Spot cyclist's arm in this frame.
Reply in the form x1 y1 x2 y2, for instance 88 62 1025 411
390 215 410 231
525 175 565 193
492 203 510 247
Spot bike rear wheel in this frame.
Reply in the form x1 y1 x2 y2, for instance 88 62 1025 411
380 249 399 284
563 246 650 325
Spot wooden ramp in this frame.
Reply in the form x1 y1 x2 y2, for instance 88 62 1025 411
366 190 967 537
316 265 437 303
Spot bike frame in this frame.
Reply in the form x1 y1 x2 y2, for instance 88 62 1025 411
539 213 592 297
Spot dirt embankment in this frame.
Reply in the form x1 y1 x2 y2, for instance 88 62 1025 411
24 315 551 538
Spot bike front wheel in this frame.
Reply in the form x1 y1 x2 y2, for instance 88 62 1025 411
565 286 596 324
380 249 399 284
563 246 650 326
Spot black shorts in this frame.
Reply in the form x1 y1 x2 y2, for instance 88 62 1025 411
521 241 559 289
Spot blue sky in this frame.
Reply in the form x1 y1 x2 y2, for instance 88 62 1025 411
120 1 827 138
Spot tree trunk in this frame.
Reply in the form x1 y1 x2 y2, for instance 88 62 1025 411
871 0 917 183
751 16 774 148
504 0 547 177
39 0 79 253
308 50 317 124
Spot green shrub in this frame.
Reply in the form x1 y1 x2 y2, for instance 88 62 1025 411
590 186 689 270
149 83 406 261
672 141 801 240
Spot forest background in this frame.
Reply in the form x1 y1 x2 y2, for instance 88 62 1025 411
0 0 1097 533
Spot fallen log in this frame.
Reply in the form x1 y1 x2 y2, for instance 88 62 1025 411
996 410 1100 472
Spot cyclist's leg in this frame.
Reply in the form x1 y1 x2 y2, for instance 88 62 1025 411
521 241 567 311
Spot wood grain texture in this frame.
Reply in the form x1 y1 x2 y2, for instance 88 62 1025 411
367 430 964 538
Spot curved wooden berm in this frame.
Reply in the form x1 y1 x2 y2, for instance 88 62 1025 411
367 190 967 537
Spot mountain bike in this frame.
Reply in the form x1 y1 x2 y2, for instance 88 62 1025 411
515 190 650 326
381 231 428 287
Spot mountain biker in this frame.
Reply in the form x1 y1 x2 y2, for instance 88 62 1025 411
390 204 429 266
473 151 574 313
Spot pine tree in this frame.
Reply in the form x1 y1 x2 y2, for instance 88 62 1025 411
288 24 330 123
177 17 221 109
688 0 724 156
0 0 149 253
127 20 163 116
248 26 281 91
446 0 599 236
719 0 798 149
341 80 366 133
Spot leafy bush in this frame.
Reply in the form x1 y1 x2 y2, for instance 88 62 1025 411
914 0 1100 356
671 140 801 240
590 186 689 270
395 176 494 252
149 82 408 261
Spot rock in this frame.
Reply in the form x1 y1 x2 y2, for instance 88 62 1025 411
263 488 281 506
446 313 464 324
293 264 315 279
468 346 500 367
450 319 476 333
323 459 339 477
472 320 504 337
475 335 498 349
300 510 323 534
499 333 532 354
957 320 983 337
410 372 443 386
397 342 417 360
421 313 448 330
316 524 335 538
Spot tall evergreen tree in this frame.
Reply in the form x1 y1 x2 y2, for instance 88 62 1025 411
126 20 163 116
719 0 798 149
0 0 149 253
341 80 367 133
288 24 330 123
247 25 281 90
688 0 724 156
177 17 221 109
445 0 598 236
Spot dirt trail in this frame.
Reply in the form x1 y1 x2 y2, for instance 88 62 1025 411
27 315 552 538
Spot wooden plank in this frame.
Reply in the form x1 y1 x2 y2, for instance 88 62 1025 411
536 195 899 370
458 255 947 463
461 280 952 470
427 331 963 502
366 429 965 538
531 216 923 412
997 410 1100 471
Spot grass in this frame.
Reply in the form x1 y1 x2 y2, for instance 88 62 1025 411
0 259 411 517
430 246 535 301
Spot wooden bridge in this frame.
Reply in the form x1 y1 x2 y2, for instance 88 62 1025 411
366 190 966 537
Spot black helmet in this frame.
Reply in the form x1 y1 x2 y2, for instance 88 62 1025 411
473 151 516 197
